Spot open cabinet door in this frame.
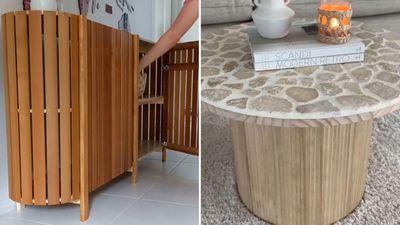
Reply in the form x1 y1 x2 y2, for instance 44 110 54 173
162 42 199 155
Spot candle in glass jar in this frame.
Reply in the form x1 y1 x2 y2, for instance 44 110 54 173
317 0 352 44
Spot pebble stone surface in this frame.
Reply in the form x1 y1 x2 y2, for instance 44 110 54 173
201 20 400 120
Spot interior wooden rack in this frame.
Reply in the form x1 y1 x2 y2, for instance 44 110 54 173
2 10 199 221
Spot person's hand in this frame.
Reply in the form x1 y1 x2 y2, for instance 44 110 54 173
139 0 199 71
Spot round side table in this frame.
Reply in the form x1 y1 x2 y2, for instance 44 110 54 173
201 21 400 225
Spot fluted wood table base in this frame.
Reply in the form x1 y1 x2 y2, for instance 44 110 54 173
230 119 373 225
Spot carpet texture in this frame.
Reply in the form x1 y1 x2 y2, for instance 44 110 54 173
201 109 400 225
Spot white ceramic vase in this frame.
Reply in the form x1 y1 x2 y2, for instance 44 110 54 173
30 0 58 11
251 0 295 39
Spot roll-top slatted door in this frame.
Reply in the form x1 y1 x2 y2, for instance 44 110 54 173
162 42 199 155
2 11 80 205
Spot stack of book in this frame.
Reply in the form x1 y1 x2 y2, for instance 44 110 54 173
248 24 365 71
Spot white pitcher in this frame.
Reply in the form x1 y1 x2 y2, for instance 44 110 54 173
31 0 58 11
251 0 295 39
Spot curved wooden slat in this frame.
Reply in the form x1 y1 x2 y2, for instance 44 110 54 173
43 12 60 205
79 15 89 221
29 11 46 206
15 11 33 205
70 15 80 201
3 13 21 203
58 12 72 203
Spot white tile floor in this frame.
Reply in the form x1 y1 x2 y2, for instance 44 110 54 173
0 150 199 225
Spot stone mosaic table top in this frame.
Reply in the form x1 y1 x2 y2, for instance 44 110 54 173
201 21 400 126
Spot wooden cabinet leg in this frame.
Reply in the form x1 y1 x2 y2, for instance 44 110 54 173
80 198 89 222
132 138 138 184
162 147 167 162
132 165 138 184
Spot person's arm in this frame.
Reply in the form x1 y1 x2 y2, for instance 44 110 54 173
139 0 199 71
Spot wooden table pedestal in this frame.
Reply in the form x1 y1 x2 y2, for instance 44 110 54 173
230 119 372 225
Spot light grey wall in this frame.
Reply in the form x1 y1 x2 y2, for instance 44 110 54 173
0 1 23 215
58 0 80 14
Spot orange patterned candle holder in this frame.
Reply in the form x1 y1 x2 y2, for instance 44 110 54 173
317 1 352 44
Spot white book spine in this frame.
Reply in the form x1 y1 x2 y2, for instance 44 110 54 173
254 53 364 71
253 42 365 63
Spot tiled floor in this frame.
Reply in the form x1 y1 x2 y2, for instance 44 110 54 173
0 150 199 225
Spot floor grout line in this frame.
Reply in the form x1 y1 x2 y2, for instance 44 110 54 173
140 198 199 208
99 193 141 201
106 199 139 225
137 174 165 200
168 152 190 174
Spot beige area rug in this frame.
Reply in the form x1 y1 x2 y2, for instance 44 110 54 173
201 109 400 225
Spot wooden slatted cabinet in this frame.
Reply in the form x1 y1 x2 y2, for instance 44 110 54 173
3 10 200 222
2 11 140 221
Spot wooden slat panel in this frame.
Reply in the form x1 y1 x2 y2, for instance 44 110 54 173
123 32 130 171
43 12 60 204
86 20 93 191
132 35 140 183
151 104 156 140
127 36 133 169
58 13 72 203
2 14 13 201
90 21 98 188
3 13 21 202
173 70 180 144
111 28 118 178
103 26 113 183
162 53 170 144
96 22 104 185
157 58 163 142
185 69 193 146
149 61 156 140
29 11 46 205
79 15 89 221
179 70 187 145
15 11 33 204
157 105 163 141
114 29 122 177
70 15 80 200
157 58 163 97
191 67 199 149
167 53 173 144
119 32 128 174
150 60 157 97
142 105 149 140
